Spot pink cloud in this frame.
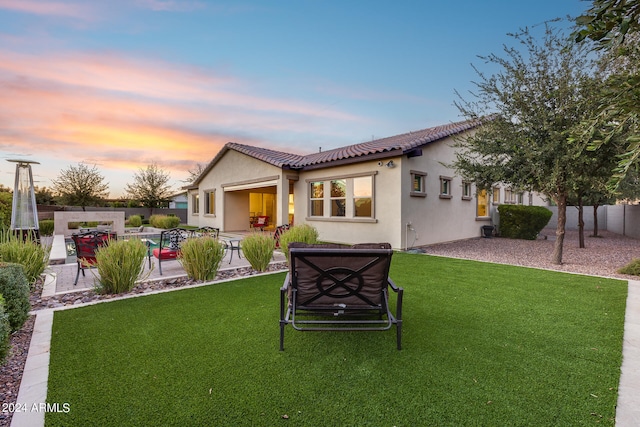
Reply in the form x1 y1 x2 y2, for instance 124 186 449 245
0 47 370 193
0 0 97 20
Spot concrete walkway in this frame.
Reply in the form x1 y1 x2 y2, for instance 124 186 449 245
9 256 640 426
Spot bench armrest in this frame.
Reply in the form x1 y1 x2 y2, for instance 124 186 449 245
387 277 403 293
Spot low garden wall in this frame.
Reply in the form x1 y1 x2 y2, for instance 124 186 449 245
54 211 125 237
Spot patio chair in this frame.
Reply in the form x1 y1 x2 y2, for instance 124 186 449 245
152 228 192 275
253 215 269 231
273 224 290 249
193 226 220 238
71 230 116 285
279 242 403 351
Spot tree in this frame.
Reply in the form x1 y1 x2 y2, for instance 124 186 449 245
0 191 12 228
574 0 640 47
183 162 207 184
452 25 600 264
35 186 55 205
125 162 173 216
51 163 109 211
574 1 640 185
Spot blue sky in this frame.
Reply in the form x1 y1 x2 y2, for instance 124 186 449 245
0 0 587 197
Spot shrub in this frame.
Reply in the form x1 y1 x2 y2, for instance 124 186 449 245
179 236 225 281
241 233 275 272
498 205 552 240
0 192 12 228
95 239 147 294
0 296 10 364
128 215 142 227
149 215 181 229
39 219 55 236
0 263 30 332
279 224 319 261
0 230 50 286
618 259 640 276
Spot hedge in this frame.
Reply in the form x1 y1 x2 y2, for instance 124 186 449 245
498 205 552 240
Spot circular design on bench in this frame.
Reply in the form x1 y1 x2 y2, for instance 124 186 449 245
315 267 363 298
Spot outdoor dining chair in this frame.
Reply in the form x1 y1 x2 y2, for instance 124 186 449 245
152 227 192 275
71 230 116 285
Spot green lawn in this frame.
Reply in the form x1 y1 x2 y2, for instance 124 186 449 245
46 253 627 426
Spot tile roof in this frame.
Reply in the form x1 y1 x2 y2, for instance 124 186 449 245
190 118 480 186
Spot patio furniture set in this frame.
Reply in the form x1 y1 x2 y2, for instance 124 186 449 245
73 227 404 351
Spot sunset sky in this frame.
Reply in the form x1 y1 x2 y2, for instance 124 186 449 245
0 0 586 198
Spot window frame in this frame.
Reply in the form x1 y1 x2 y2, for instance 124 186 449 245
462 181 472 200
191 193 200 215
476 189 490 218
492 186 501 204
309 181 324 217
204 189 216 216
410 170 427 198
439 175 452 199
330 179 347 217
306 172 377 222
353 175 373 218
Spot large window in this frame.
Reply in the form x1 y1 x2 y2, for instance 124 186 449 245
353 176 372 217
307 173 375 220
310 182 324 216
192 194 200 214
204 190 215 215
477 189 490 217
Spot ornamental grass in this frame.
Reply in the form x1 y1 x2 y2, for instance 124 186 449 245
240 232 275 272
178 236 225 281
0 229 50 286
94 238 147 294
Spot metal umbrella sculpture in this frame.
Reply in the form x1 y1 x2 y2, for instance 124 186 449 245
7 159 40 242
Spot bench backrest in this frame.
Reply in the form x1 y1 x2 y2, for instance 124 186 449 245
288 243 393 308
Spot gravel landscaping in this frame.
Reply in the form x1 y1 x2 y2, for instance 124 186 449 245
1 229 638 426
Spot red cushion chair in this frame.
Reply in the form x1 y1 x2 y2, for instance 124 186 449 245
152 228 191 275
71 231 115 285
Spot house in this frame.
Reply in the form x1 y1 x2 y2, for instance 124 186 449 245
168 191 188 209
185 118 546 249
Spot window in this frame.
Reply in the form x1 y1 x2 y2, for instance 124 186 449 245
492 186 501 204
353 176 372 217
204 190 215 215
310 182 324 216
307 173 375 221
410 171 427 197
477 189 490 217
504 188 516 204
192 194 200 214
330 179 346 217
462 181 472 200
439 176 452 199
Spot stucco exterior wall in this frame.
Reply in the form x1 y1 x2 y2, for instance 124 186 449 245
294 159 403 248
187 150 288 230
400 138 485 248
